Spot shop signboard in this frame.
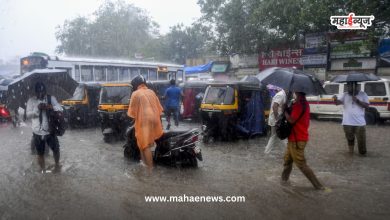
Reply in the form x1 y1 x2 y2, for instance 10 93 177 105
259 48 303 70
301 54 327 66
330 40 372 59
330 58 376 70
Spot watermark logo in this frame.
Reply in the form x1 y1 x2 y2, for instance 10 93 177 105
330 13 375 30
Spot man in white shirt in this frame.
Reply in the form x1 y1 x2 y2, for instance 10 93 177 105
333 82 369 155
26 82 63 172
264 89 288 154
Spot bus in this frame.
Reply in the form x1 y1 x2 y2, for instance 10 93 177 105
20 52 184 83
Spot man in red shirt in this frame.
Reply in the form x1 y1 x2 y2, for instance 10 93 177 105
282 92 324 190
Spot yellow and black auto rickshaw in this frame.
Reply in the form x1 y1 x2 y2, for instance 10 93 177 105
98 82 132 143
200 80 269 143
62 83 101 128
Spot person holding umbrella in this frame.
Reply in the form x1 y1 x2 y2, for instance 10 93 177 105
26 82 63 173
333 81 369 155
256 67 326 190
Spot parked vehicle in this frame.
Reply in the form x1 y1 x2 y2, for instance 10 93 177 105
123 123 202 167
62 83 101 127
98 83 132 143
180 81 208 120
307 79 390 124
200 81 268 143
0 104 11 122
1 79 13 123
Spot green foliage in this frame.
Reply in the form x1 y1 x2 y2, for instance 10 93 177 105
56 0 158 59
160 23 211 64
56 0 390 62
198 0 390 54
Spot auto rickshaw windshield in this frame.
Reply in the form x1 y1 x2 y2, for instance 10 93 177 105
204 86 235 104
100 86 131 104
68 85 85 101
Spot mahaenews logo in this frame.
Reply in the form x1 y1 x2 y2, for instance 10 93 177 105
330 13 374 30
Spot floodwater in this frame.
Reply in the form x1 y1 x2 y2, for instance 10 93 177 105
0 119 390 219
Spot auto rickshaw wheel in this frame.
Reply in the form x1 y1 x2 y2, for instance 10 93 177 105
103 134 113 143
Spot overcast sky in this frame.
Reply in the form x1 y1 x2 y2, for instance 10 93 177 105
0 0 201 61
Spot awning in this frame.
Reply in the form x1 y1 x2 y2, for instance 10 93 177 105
184 62 213 74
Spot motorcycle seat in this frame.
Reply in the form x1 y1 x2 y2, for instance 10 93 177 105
158 128 199 141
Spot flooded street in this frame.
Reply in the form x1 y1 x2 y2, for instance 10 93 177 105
1 119 390 219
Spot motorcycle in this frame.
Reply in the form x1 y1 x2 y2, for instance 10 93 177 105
123 125 203 167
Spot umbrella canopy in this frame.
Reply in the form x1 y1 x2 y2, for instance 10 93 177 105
256 67 325 95
240 75 260 84
6 69 78 109
330 72 381 83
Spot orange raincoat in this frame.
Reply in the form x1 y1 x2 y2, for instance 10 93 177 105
127 85 164 150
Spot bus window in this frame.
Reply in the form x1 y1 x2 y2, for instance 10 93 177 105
158 72 168 80
107 67 117 81
149 69 157 81
169 71 176 80
94 66 105 82
176 70 183 82
81 66 93 82
75 65 80 82
119 68 130 81
130 68 139 79
140 68 148 80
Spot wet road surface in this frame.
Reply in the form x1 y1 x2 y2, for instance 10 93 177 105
0 119 390 219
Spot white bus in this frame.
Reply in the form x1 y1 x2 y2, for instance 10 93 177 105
20 52 184 83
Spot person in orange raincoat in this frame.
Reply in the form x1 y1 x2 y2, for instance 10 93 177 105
127 75 164 169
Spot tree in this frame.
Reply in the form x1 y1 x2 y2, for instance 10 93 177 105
198 0 390 54
55 17 92 56
160 23 211 64
56 0 158 58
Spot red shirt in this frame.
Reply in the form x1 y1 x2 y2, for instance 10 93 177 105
288 97 310 142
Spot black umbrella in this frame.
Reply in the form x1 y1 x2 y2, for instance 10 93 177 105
6 69 78 110
331 72 381 83
256 67 325 95
240 75 260 84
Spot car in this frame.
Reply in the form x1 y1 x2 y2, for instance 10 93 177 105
307 79 390 124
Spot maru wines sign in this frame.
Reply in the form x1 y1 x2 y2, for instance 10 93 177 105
259 48 303 70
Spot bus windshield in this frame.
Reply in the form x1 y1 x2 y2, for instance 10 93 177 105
20 56 47 74
99 86 131 104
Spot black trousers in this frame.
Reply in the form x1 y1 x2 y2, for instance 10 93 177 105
33 133 60 156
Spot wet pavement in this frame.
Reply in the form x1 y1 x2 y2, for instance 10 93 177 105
0 119 390 219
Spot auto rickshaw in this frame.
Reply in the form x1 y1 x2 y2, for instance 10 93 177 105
62 83 101 128
180 81 208 120
200 81 269 143
98 82 132 143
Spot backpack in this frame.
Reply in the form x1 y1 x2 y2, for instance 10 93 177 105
47 95 67 136
275 102 306 140
275 115 293 140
